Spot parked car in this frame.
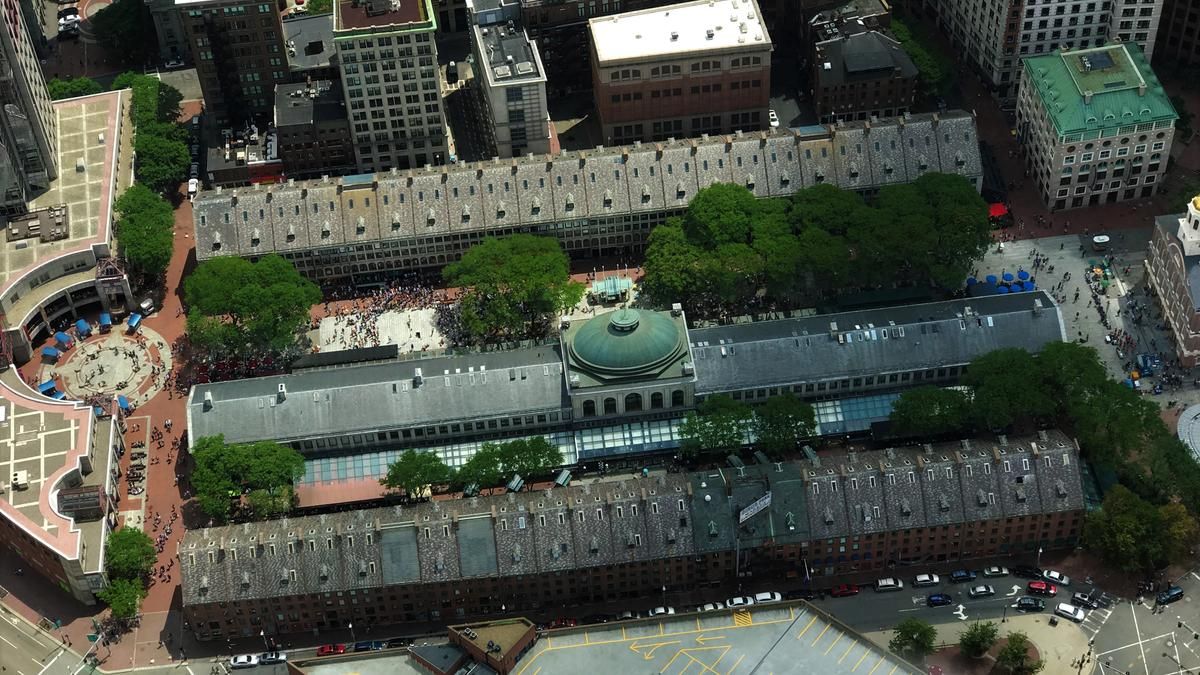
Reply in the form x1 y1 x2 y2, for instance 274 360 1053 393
1043 570 1071 586
316 644 346 656
829 584 860 598
259 651 287 664
189 163 200 178
229 654 259 669
753 592 783 603
648 607 675 617
1015 596 1045 612
914 574 940 587
699 602 726 612
768 109 780 128
188 178 199 197
726 596 755 607
1027 581 1057 597
982 566 1009 578
968 585 995 599
950 570 978 584
163 58 185 69
785 589 818 600
1054 602 1086 622
583 613 616 624
926 593 953 607
57 7 78 19
1071 592 1100 609
617 610 642 621
1157 586 1185 605
1012 565 1043 580
548 618 578 629
874 578 904 592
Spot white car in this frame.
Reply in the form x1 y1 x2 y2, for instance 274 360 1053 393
163 59 185 70
229 654 260 669
982 566 1009 578
968 584 995 598
874 578 904 592
1043 570 1071 586
914 574 940 587
768 109 780 128
699 601 726 612
726 596 755 608
1054 602 1085 622
753 591 782 603
648 606 675 616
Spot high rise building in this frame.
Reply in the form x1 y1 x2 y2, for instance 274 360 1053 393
148 0 189 62
589 0 773 145
1154 0 1200 68
0 1 58 215
910 0 1165 102
466 0 551 158
1016 42 1176 211
177 0 289 125
334 0 448 172
1147 195 1200 367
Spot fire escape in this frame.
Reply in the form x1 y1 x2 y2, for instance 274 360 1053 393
200 11 251 126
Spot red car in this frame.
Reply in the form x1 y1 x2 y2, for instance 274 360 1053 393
316 644 346 656
548 617 578 629
830 584 860 598
1027 581 1058 597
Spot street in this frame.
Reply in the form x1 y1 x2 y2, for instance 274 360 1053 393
1087 568 1200 675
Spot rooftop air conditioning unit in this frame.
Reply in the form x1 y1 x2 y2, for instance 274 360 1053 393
11 470 29 490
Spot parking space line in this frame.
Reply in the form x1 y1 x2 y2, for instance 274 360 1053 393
839 640 858 663
795 616 818 641
887 666 899 675
867 654 886 674
852 649 870 671
1130 602 1150 675
824 631 844 655
811 624 831 646
725 653 745 674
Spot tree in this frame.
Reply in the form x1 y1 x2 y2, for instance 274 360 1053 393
1082 485 1164 574
995 632 1044 674
104 528 156 581
753 394 815 453
795 226 852 288
98 578 146 619
112 73 182 126
959 621 999 659
381 450 453 497
245 487 295 517
788 183 870 236
114 184 175 277
47 77 103 100
890 17 954 96
91 0 155 66
185 255 322 352
1159 502 1200 564
457 444 508 489
443 235 583 341
191 435 306 521
963 348 1051 430
678 395 752 458
912 173 991 288
305 0 333 12
496 437 563 477
752 219 803 297
681 183 757 247
889 386 972 437
134 132 189 193
642 221 712 307
888 618 937 660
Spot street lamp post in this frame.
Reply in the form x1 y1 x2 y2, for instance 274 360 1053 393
260 629 269 651
348 621 356 643
1036 547 1044 568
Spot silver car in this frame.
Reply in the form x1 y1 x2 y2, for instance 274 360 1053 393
914 574 940 587
968 584 995 598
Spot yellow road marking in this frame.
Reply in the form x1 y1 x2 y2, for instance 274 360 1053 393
725 653 746 675
887 666 899 675
630 639 681 660
732 610 753 627
811 624 831 646
853 650 870 671
868 655 886 674
532 669 541 675
696 634 725 645
659 646 730 675
824 631 844 655
839 639 858 663
795 616 819 640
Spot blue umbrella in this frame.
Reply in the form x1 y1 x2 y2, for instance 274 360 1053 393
1017 270 1030 281
1002 272 1015 283
997 285 1010 293
1023 281 1035 292
966 277 978 286
985 274 998 285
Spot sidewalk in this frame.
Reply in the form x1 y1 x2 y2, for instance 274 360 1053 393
862 613 1094 675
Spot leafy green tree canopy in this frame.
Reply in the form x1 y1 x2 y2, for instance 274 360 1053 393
381 450 453 497
753 394 816 453
134 132 189 194
104 528 157 581
963 348 1051 430
455 437 563 489
682 183 757 247
888 618 937 659
995 632 1044 675
1082 485 1199 574
48 77 104 100
443 235 583 342
191 435 306 521
958 621 999 659
91 0 155 66
679 394 752 458
98 578 146 619
114 184 175 277
889 386 972 438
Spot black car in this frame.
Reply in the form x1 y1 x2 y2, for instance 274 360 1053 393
1071 592 1100 609
1157 586 1184 605
785 588 819 600
57 7 78 19
582 613 616 625
1011 565 1043 580
1015 596 1045 612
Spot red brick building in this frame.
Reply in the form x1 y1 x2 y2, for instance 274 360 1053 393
589 0 774 144
1148 195 1200 366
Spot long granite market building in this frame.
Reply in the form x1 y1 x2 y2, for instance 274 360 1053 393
189 110 984 288
180 428 1086 641
187 292 1068 506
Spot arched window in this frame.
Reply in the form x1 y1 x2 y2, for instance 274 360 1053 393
650 392 664 409
671 390 685 407
583 400 596 417
604 397 618 415
625 393 642 412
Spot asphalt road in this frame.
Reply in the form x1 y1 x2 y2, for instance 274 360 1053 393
0 607 73 675
1089 568 1200 675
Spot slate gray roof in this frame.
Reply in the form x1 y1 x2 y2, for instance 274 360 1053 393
690 291 1066 394
186 347 567 446
815 31 918 87
192 112 984 260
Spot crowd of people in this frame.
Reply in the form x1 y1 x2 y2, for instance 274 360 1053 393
315 277 451 352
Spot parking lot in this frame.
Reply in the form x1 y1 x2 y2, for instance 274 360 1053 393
514 603 919 675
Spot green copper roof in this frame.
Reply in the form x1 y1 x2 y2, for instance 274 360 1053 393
1023 42 1176 137
567 309 686 379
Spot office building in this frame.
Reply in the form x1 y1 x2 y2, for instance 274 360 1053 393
148 0 189 62
275 81 354 178
812 29 918 123
186 293 1066 502
1147 195 1200 367
589 0 774 144
1154 0 1200 68
1016 42 1176 211
179 428 1085 641
466 0 551 158
910 0 1165 102
177 0 290 125
283 13 339 82
0 3 57 215
333 0 449 172
190 111 984 288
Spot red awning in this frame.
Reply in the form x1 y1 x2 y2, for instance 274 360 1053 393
989 203 1009 218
